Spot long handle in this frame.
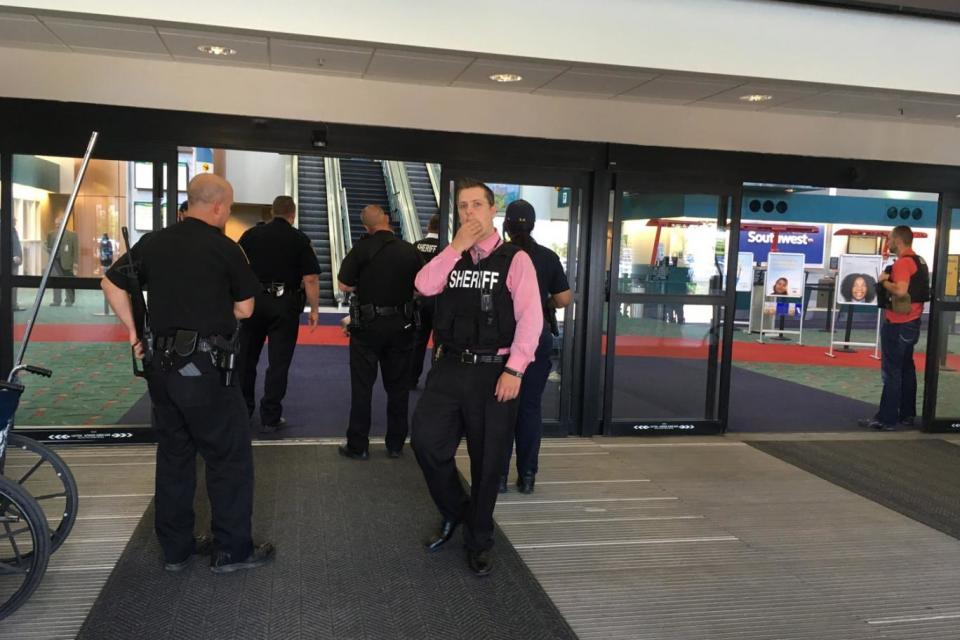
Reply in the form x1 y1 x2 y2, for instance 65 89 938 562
16 131 99 367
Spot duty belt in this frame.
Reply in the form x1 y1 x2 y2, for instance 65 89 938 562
262 282 288 297
154 334 218 354
374 304 406 317
436 345 507 365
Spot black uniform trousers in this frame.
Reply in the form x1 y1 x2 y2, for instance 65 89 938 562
146 353 254 563
504 330 554 477
347 315 415 453
410 300 434 387
238 292 300 425
412 356 518 552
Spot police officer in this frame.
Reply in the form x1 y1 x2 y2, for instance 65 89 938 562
337 205 424 459
101 174 274 574
411 213 440 388
238 196 321 432
412 180 542 576
499 200 572 495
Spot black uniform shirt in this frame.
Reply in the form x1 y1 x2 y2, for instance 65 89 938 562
338 230 423 306
106 217 259 337
238 217 320 286
528 240 570 302
413 234 440 264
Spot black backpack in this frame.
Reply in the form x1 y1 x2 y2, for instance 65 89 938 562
876 255 930 310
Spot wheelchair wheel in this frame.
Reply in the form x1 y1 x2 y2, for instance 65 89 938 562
3 434 79 554
0 474 50 620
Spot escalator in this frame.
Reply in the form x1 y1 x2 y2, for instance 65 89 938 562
338 158 390 244
404 162 440 236
295 156 335 306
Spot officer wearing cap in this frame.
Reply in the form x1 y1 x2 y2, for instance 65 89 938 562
337 205 424 460
412 179 542 576
101 173 274 574
237 196 321 433
411 213 441 388
499 200 571 495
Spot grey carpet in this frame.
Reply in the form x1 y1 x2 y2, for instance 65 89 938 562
76 444 577 640
750 439 960 540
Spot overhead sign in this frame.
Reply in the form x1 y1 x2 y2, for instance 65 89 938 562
740 225 825 266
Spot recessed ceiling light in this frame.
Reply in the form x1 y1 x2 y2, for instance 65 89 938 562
489 73 523 83
197 45 237 56
739 94 773 103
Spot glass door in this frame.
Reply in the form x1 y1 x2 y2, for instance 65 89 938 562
925 192 960 431
2 145 174 442
438 167 589 435
603 176 741 434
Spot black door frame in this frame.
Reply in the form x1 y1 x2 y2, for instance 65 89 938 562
602 172 742 435
925 191 960 432
1 140 175 443
438 165 592 436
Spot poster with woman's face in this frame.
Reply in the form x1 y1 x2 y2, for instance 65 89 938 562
765 252 805 298
837 254 882 305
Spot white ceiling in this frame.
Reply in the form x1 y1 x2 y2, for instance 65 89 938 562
2 9 960 126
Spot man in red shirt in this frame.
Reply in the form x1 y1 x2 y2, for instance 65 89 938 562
861 225 927 431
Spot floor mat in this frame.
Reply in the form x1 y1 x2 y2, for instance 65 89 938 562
76 444 578 640
749 439 960 540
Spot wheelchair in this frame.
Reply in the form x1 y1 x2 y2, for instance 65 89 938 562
0 364 79 620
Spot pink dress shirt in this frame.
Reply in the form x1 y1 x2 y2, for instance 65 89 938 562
415 230 542 373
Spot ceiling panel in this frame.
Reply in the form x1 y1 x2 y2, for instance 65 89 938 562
364 49 473 84
535 68 659 97
157 28 269 66
695 82 826 108
0 12 67 50
775 90 903 118
617 75 743 102
42 17 169 58
452 58 568 92
270 39 372 76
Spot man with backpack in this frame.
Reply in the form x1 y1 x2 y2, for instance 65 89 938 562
860 225 930 431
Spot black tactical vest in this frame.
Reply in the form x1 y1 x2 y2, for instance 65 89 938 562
414 236 440 263
434 242 520 353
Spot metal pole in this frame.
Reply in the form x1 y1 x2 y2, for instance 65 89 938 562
16 131 98 366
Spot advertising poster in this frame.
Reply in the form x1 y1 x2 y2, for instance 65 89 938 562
736 252 754 292
836 254 883 305
765 252 805 298
947 255 959 298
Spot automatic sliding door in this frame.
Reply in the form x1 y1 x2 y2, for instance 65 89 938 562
603 184 739 435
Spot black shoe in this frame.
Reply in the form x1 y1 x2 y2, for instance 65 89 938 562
467 549 492 577
261 417 287 433
424 519 459 552
516 472 535 494
210 542 275 575
498 476 508 494
900 416 918 427
859 418 895 431
338 444 369 460
387 448 402 458
163 535 214 572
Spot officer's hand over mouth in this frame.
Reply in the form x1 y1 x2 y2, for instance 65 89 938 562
451 220 485 253
494 373 521 403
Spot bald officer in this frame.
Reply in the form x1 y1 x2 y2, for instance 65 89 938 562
102 174 274 575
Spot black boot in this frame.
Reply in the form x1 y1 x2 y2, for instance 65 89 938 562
498 476 508 494
516 472 535 494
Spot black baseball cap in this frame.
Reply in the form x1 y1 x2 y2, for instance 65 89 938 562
504 199 535 231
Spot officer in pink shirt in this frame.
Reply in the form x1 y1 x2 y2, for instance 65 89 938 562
412 179 542 576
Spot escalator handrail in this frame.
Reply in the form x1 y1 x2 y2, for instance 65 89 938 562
382 161 422 242
426 163 442 208
323 157 350 303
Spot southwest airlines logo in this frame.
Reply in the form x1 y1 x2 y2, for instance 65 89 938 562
745 231 816 246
